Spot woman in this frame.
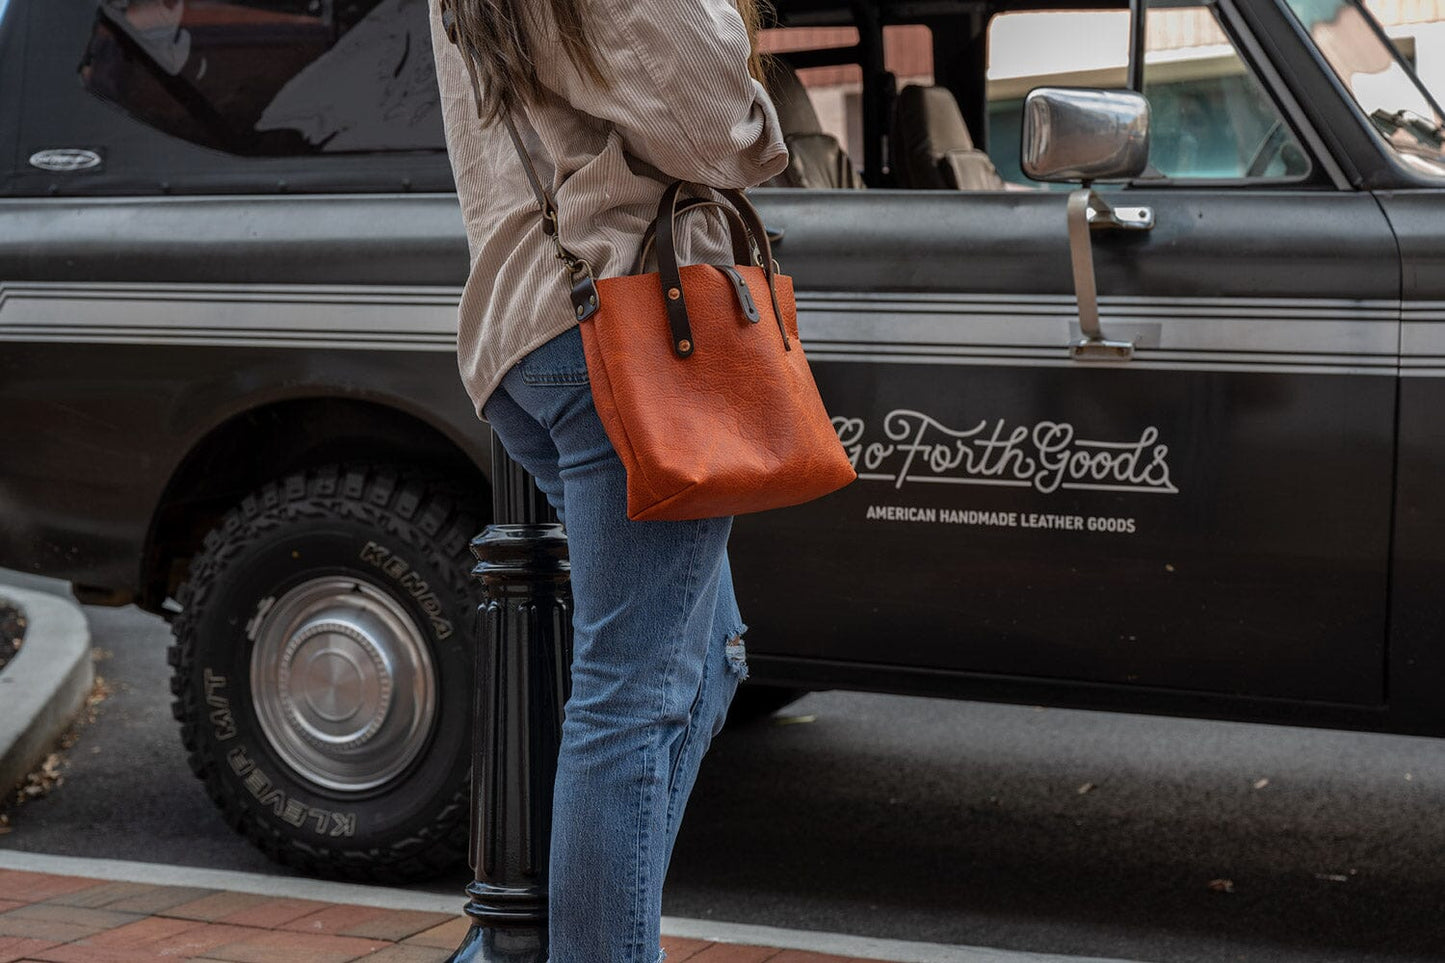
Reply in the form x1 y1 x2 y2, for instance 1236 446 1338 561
428 1 788 960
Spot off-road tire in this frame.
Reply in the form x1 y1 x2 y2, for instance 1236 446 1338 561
168 465 483 881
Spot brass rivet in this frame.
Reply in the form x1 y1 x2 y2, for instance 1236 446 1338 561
667 287 681 300
575 305 585 317
678 339 691 352
588 295 597 305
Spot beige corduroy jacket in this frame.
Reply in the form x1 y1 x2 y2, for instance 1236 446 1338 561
427 0 790 417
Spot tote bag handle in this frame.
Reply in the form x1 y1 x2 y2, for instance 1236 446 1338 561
653 182 790 358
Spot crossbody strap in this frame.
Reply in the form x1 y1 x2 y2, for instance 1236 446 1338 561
440 0 600 321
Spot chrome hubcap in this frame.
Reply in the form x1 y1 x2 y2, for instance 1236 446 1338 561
250 577 437 792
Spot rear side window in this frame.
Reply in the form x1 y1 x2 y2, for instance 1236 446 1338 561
759 23 933 182
81 0 443 157
760 26 864 158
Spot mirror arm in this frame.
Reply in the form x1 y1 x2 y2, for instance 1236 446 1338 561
1067 187 1153 363
1067 189 1105 346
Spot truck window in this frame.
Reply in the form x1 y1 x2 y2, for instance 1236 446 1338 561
1284 0 1444 179
760 26 864 163
1141 4 1310 180
80 0 444 157
1368 0 1445 101
986 4 1310 184
759 23 932 185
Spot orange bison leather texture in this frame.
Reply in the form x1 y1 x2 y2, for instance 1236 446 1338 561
580 182 856 521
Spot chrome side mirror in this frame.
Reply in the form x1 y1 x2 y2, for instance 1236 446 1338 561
1022 88 1154 364
1022 87 1150 183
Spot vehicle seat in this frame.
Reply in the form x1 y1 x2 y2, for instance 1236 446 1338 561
765 63 865 189
890 84 1004 190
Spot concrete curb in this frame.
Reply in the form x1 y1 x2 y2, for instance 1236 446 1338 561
0 584 94 796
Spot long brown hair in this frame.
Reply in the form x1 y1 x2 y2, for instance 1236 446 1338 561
448 0 770 126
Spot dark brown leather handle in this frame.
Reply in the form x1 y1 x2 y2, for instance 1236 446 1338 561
712 187 789 351
655 182 787 359
632 197 754 275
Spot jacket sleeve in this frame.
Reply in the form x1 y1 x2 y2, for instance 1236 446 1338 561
538 0 789 189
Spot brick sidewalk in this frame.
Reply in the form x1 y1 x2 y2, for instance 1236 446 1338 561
0 869 880 963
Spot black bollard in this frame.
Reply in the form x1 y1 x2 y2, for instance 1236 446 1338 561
446 432 571 963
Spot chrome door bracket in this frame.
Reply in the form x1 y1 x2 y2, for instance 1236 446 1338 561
1067 188 1153 363
1089 203 1154 231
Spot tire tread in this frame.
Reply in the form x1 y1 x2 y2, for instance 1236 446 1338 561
168 463 482 881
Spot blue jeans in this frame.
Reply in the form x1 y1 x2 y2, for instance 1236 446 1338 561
482 326 749 963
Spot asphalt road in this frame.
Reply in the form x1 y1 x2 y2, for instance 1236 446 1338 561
2 568 1444 963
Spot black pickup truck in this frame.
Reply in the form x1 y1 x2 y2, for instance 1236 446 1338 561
3 0 1443 880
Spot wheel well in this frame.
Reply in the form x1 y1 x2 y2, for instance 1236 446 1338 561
141 397 490 613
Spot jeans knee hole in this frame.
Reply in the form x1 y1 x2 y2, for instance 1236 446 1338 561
724 634 749 681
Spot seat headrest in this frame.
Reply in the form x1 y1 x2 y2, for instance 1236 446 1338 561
891 84 979 189
780 132 865 189
766 61 824 136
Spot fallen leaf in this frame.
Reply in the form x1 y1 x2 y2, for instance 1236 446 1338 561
83 676 113 716
1077 782 1096 795
1207 878 1235 893
7 676 110 809
1314 873 1349 883
17 755 64 801
1253 778 1270 790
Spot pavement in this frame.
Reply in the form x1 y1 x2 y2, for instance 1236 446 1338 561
0 577 1149 963
0 852 1147 963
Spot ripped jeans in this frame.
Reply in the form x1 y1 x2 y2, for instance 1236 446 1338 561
481 325 749 963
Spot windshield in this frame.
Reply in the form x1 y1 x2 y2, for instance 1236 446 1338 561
1283 0 1445 177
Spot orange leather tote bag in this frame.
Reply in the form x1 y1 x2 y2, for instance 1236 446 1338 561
578 181 857 520
441 4 855 520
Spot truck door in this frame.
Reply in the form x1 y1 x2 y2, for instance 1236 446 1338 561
736 0 1398 706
